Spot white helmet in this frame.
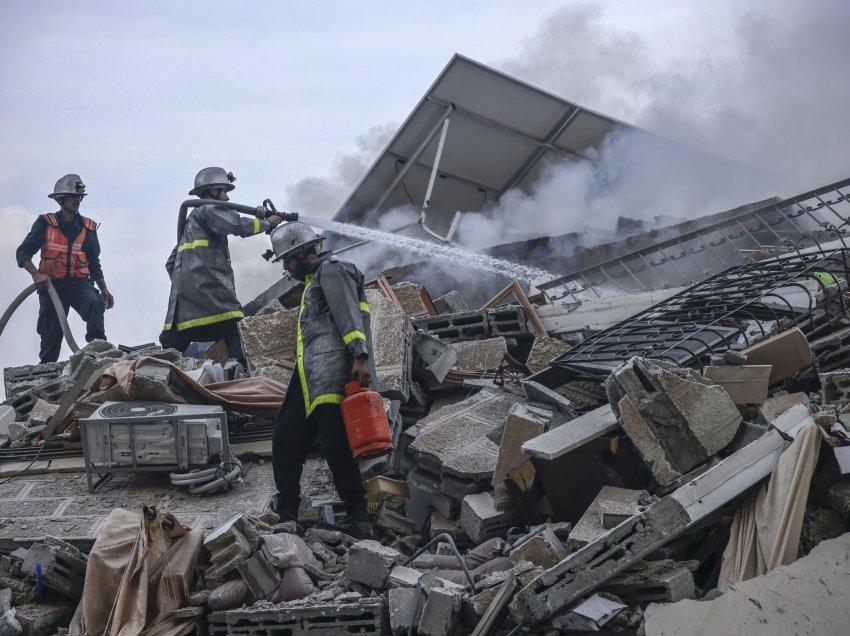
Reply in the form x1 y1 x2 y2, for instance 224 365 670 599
270 222 325 262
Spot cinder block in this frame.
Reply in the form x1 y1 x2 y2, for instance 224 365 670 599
460 492 519 544
418 586 462 636
433 291 468 315
602 559 696 603
487 306 528 338
453 337 508 372
412 331 457 384
344 539 404 590
389 586 424 635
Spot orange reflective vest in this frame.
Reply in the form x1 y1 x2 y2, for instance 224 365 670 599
38 212 98 279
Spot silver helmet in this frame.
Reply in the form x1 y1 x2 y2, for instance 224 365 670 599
189 167 236 196
270 222 325 262
48 174 87 200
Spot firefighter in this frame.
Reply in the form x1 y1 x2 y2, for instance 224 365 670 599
16 174 114 363
268 222 376 539
159 167 282 361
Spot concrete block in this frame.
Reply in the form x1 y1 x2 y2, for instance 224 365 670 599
367 288 413 401
525 335 571 373
237 307 298 373
430 511 463 540
0 588 11 613
238 549 281 601
344 539 404 590
607 357 742 486
432 291 468 315
418 586 462 636
453 337 508 372
414 310 489 342
492 402 552 490
6 421 30 443
758 392 810 424
460 492 520 544
0 406 15 435
410 388 523 489
389 586 424 635
487 306 528 338
26 398 59 426
509 527 568 569
3 362 65 400
392 282 430 318
703 365 771 404
569 486 650 550
21 542 85 600
412 331 457 384
387 565 422 588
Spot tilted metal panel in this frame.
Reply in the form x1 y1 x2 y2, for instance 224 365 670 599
332 54 635 231
540 177 850 304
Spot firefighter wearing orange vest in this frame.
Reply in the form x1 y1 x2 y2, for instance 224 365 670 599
16 174 114 363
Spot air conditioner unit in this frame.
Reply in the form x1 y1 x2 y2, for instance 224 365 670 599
79 401 232 492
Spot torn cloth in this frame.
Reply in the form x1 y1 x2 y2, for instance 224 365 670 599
80 508 203 636
91 356 285 416
717 421 822 589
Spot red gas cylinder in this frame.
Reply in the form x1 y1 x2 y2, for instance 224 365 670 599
341 381 393 459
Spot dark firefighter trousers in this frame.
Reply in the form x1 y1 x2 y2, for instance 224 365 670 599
272 373 365 504
37 278 105 363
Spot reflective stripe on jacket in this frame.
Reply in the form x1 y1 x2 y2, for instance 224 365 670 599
162 203 270 331
296 254 377 416
38 212 97 279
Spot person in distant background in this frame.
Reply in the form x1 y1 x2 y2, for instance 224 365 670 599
16 174 114 363
159 167 282 362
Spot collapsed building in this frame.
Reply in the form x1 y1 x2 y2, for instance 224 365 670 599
2 55 850 635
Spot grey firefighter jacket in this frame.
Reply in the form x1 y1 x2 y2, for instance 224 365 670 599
294 253 377 417
163 203 272 331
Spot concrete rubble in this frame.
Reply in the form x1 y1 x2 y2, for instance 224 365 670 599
4 258 850 635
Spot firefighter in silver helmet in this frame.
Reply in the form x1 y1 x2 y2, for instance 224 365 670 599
268 222 377 539
16 174 114 362
159 167 283 361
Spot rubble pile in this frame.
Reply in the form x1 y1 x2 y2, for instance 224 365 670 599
4 264 850 635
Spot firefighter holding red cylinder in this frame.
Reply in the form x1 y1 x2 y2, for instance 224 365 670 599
268 222 381 539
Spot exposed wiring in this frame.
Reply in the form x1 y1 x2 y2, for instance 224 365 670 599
0 441 47 486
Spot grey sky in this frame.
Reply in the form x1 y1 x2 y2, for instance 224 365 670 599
1 0 847 390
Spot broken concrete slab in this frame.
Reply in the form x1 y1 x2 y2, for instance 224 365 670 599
491 403 552 491
367 288 413 401
606 357 742 486
509 527 567 569
238 549 281 601
643 532 850 635
525 335 571 374
26 398 59 427
569 487 651 550
522 404 617 461
237 307 298 374
453 337 508 372
412 331 457 384
510 405 815 625
389 586 424 635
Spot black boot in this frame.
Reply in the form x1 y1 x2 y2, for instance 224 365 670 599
270 494 301 523
342 496 373 540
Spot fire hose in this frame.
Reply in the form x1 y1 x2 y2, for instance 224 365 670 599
176 198 298 242
0 279 80 352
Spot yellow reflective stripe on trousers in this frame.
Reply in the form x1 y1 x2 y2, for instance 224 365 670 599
177 239 210 252
253 218 260 235
297 275 313 415
175 309 244 331
342 330 366 345
359 301 370 313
